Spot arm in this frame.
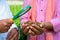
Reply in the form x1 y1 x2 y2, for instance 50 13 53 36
4 1 18 31
50 0 60 32
43 18 60 32
43 0 60 32
0 0 17 32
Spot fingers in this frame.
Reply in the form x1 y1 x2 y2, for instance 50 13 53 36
4 26 10 32
30 26 40 35
2 19 13 28
21 23 28 28
7 31 15 40
21 22 44 36
0 26 10 33
0 19 13 33
7 29 18 40
3 19 13 27
31 24 41 31
2 21 11 29
21 21 32 31
7 29 16 40
28 29 35 36
22 26 30 35
10 32 18 40
21 23 29 32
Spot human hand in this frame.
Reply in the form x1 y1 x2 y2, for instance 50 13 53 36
21 21 32 35
0 18 13 33
7 28 19 40
21 21 44 36
27 22 44 36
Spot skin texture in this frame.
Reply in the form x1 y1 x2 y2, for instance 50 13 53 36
0 18 13 33
21 21 53 36
21 21 43 36
0 19 19 40
44 22 54 32
7 28 19 40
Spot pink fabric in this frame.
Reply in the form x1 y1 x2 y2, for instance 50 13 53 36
29 0 54 40
45 0 54 40
21 0 60 40
29 0 36 40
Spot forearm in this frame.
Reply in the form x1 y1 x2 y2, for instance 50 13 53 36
40 18 60 32
43 22 54 32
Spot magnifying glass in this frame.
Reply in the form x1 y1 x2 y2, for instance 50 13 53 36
10 5 31 22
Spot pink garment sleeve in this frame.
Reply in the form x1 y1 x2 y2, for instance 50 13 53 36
50 0 60 32
20 0 31 23
50 18 60 32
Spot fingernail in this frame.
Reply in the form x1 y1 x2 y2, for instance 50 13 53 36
30 26 33 29
29 29 31 33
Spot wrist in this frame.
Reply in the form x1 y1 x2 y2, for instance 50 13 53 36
44 22 54 31
39 22 54 32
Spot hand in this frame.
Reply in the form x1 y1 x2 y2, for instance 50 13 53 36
28 22 53 35
7 28 19 40
0 19 13 33
29 23 43 36
21 21 44 36
21 21 31 35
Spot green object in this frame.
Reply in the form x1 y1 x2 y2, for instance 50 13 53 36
13 5 31 20
10 5 31 40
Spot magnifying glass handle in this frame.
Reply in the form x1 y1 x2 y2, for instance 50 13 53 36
9 5 31 22
13 5 31 20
